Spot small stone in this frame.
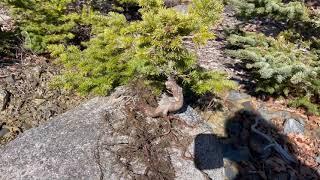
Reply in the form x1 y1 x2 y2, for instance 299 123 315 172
32 99 46 106
5 74 15 84
173 5 189 14
31 80 39 88
316 156 320 164
283 118 304 135
227 90 251 102
32 66 43 78
0 89 10 111
241 101 254 110
0 14 11 24
225 91 252 112
223 159 239 180
0 127 10 137
174 106 202 126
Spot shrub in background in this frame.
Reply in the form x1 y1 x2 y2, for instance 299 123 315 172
228 0 320 42
229 0 310 22
4 0 82 53
226 0 320 114
227 32 320 97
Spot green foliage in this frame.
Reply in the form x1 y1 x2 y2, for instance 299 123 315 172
227 32 320 97
0 30 18 57
183 69 237 95
289 96 320 116
50 0 235 94
4 0 82 53
229 0 310 22
14 0 234 95
190 0 223 25
226 0 320 114
229 0 320 40
0 3 18 57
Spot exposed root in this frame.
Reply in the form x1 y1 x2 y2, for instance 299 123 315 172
139 77 184 118
103 96 194 179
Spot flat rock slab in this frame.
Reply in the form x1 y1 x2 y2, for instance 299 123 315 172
0 97 110 179
0 88 225 179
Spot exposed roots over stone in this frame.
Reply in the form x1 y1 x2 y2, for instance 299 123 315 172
103 87 194 179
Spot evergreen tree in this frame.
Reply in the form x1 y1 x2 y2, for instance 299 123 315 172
5 0 236 95
226 0 320 114
229 0 310 22
226 31 320 114
4 0 83 53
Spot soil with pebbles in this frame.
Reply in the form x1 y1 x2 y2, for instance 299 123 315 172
0 55 86 145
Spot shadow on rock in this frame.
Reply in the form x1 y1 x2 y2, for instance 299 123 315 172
194 134 223 170
194 109 320 179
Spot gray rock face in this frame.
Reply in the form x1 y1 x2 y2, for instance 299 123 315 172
283 118 304 135
175 105 203 126
257 106 305 125
257 106 290 122
0 87 225 179
0 97 110 179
